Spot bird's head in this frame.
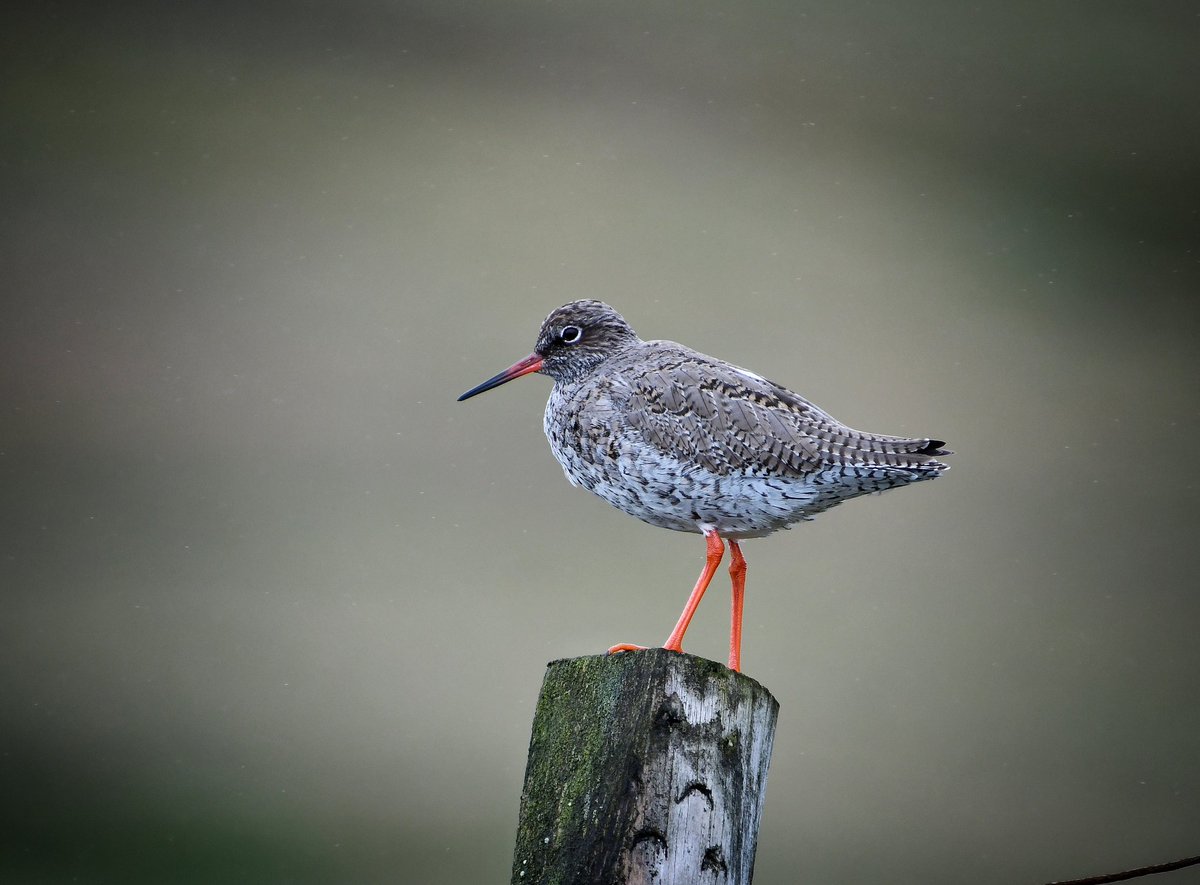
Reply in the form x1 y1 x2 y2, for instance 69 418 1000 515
457 300 639 400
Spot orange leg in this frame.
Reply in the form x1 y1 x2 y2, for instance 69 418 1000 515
608 529 725 658
727 540 747 672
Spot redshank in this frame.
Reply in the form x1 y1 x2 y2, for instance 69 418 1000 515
458 301 949 672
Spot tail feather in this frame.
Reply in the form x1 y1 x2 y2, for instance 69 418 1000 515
917 439 952 457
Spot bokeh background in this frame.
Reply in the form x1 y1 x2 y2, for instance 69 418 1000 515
3 2 1198 883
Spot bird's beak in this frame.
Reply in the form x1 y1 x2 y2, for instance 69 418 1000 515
457 353 545 401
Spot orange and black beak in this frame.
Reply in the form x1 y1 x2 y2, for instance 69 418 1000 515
457 353 545 402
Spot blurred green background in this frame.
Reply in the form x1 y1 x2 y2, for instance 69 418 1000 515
3 2 1198 883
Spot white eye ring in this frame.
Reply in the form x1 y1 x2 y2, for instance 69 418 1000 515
560 325 583 344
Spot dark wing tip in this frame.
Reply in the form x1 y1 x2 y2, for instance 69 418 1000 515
920 439 953 456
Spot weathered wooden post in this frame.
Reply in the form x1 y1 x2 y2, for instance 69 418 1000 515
511 649 779 884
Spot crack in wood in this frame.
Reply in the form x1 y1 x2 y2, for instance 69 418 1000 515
702 845 729 874
654 692 686 729
676 780 715 810
629 827 668 852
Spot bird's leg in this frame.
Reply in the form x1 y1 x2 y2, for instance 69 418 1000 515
727 540 746 672
663 529 725 652
607 529 725 658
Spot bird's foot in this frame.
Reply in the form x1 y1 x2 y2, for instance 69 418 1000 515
606 642 649 656
607 641 687 657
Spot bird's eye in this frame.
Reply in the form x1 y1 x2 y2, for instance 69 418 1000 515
560 325 583 344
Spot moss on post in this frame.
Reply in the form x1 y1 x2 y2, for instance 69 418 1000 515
511 649 779 884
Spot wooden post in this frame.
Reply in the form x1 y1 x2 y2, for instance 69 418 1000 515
511 649 779 885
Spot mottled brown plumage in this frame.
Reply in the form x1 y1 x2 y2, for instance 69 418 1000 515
458 300 950 670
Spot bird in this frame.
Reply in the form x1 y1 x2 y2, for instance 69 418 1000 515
457 300 949 672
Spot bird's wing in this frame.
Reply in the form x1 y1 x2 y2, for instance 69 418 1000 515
610 345 948 478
